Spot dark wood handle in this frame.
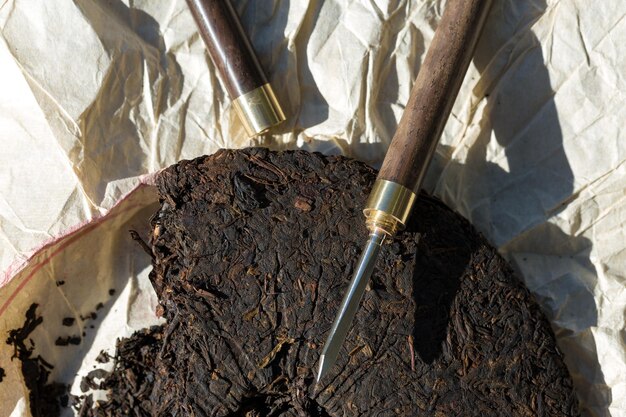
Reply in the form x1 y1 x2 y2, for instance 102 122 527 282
186 0 268 99
379 0 492 193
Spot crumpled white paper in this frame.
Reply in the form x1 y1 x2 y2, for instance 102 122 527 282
0 0 624 415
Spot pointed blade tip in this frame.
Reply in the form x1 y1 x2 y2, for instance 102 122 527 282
315 231 385 385
316 354 327 383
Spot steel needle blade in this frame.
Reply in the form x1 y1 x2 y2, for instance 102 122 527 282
316 229 385 383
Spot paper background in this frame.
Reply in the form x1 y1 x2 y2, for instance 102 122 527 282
1 0 625 415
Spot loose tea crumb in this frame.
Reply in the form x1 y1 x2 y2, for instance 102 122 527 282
55 336 81 346
79 369 110 393
95 350 111 364
6 304 67 416
77 326 163 416
80 312 97 321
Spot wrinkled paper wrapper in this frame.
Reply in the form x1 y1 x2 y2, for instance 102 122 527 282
1 0 625 416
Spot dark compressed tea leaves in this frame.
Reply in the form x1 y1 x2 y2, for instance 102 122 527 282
9 148 580 416
138 148 579 416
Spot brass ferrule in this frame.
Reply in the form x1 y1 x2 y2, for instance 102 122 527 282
363 179 417 236
232 83 286 137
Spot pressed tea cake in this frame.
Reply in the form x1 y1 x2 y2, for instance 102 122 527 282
8 148 580 416
136 148 578 416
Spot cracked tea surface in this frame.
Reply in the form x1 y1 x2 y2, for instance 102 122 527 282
48 148 579 416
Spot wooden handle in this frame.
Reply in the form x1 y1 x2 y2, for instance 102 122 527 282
379 0 492 193
186 0 267 99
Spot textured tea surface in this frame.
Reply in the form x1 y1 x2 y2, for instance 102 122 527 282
138 148 580 415
76 326 162 416
9 148 579 416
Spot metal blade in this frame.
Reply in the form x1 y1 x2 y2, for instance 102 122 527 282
316 229 385 383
